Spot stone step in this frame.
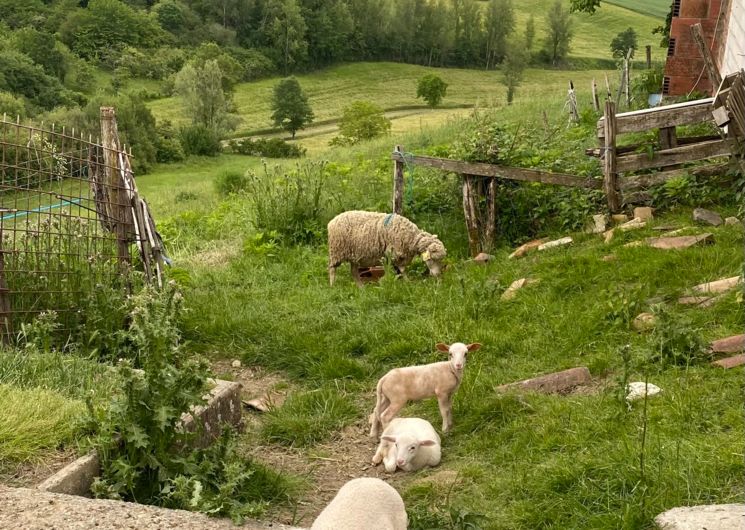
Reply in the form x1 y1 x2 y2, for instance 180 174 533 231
0 486 305 530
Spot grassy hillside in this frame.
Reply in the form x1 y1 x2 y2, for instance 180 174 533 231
603 0 671 19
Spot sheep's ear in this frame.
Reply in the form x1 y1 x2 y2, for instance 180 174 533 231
467 343 482 352
419 439 437 447
382 435 397 443
435 343 450 352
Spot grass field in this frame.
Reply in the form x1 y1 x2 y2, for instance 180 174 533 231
603 0 671 19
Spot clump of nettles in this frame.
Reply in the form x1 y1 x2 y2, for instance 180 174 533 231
648 305 708 367
87 284 286 522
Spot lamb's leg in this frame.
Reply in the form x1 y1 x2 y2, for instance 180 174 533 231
383 446 398 473
369 395 389 438
437 393 454 433
371 439 389 465
379 399 405 428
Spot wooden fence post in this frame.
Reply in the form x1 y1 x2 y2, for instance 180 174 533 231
691 23 722 89
392 145 404 214
462 175 481 257
567 81 579 123
483 177 498 252
645 45 652 69
100 107 133 276
0 241 12 343
591 79 599 112
603 101 621 213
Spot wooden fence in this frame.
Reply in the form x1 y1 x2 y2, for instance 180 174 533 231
392 90 743 256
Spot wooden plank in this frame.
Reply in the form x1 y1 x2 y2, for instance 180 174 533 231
483 178 497 252
616 139 735 172
392 145 404 214
619 163 730 190
462 176 481 257
604 101 621 213
690 23 722 89
597 98 715 137
390 152 600 189
659 127 677 149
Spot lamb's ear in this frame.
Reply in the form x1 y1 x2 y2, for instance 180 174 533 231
435 343 450 352
418 439 437 447
467 343 482 352
382 435 397 443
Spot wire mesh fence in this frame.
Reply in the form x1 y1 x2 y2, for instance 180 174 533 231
0 109 164 343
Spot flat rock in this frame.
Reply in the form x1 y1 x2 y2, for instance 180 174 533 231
711 354 745 368
626 381 662 402
473 252 495 264
692 276 742 294
724 216 741 227
231 359 242 368
655 503 744 530
710 334 745 353
538 237 572 251
618 217 647 231
501 278 538 301
633 207 654 220
508 239 547 259
611 214 630 224
497 367 591 394
632 312 657 331
602 255 617 262
603 229 615 243
647 233 714 250
664 227 693 236
0 486 303 530
624 241 645 248
586 214 607 234
678 295 714 306
693 207 723 226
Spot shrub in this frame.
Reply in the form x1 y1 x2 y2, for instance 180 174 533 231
0 91 27 119
243 161 333 244
215 170 249 196
179 124 221 156
416 74 448 108
155 120 185 163
648 306 708 366
332 101 391 146
227 137 305 158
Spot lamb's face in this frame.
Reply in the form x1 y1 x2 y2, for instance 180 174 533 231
448 342 469 371
383 433 437 471
421 239 446 277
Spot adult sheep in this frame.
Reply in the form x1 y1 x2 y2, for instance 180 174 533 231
327 211 446 287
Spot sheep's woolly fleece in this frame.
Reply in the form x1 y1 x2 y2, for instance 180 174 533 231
327 211 445 268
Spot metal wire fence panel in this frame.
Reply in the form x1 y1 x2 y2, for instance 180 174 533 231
0 117 135 341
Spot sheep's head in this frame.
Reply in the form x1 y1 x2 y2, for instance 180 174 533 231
436 342 482 371
419 234 446 277
381 433 437 471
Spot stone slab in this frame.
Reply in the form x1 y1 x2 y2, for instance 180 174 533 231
692 276 742 294
710 334 745 353
0 486 304 530
693 207 723 226
724 216 742 227
711 354 745 369
655 503 744 530
633 207 654 220
646 233 714 250
538 237 572 251
36 453 100 496
509 239 547 259
496 367 591 394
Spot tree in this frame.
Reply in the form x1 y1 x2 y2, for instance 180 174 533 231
270 77 314 138
336 101 390 144
501 40 528 104
569 0 601 13
610 27 638 59
174 59 238 135
416 74 448 108
452 0 483 66
525 15 535 51
263 0 308 73
13 28 67 81
484 0 515 68
542 0 573 65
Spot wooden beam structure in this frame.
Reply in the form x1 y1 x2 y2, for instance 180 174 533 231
597 98 715 137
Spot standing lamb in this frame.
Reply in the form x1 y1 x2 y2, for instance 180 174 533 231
372 417 441 473
311 477 407 530
369 342 482 438
327 210 446 287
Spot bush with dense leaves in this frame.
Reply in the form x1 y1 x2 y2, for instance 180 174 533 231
179 124 221 156
227 137 305 158
416 74 448 108
215 170 249 196
331 101 390 146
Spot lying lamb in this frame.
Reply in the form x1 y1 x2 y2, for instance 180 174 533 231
311 477 407 530
372 417 441 473
327 210 446 287
369 342 482 438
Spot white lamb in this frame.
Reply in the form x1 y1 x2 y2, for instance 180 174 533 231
369 342 482 438
372 417 441 473
327 210 446 287
310 477 407 530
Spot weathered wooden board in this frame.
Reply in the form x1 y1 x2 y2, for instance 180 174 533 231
390 152 601 189
616 139 735 173
597 98 715 137
619 163 730 191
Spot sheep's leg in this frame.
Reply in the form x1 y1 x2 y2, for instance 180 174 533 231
379 399 405 428
371 440 389 465
328 264 337 287
437 393 454 433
